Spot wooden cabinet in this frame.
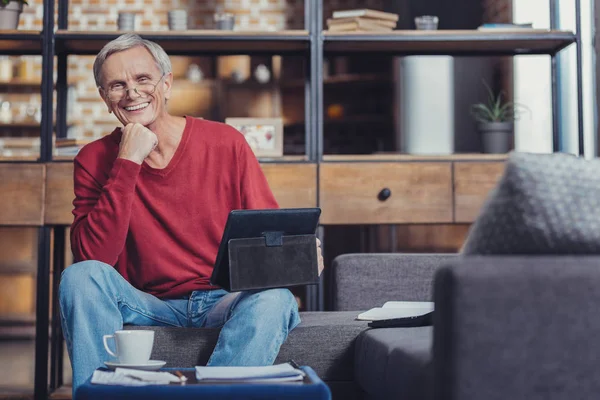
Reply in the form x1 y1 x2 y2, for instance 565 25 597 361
44 159 505 225
319 162 453 224
261 163 317 208
454 162 505 223
45 162 74 225
0 163 45 226
0 163 42 337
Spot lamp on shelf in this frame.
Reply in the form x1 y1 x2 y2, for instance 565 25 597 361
0 0 27 30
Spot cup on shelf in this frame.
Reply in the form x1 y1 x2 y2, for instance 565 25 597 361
117 12 136 31
214 12 235 30
168 9 188 31
414 15 439 30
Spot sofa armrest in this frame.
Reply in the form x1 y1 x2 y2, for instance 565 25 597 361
330 253 457 311
434 256 600 400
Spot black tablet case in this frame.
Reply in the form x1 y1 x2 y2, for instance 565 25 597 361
211 208 321 292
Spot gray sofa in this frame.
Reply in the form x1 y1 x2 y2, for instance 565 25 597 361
135 253 600 400
133 253 454 399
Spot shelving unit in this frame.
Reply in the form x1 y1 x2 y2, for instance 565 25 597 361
0 30 43 54
55 30 311 55
0 1 581 399
323 29 575 55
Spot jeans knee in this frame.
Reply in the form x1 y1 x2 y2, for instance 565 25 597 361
255 289 298 317
59 260 113 304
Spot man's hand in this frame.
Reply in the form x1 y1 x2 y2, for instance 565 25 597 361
118 123 158 165
316 238 324 276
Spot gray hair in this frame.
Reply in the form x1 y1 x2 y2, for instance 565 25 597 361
93 33 172 88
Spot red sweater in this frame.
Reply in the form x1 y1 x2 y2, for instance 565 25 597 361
70 116 279 298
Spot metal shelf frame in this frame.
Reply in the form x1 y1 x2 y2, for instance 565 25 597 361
18 1 583 399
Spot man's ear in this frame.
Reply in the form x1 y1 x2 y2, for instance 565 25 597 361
163 72 173 101
98 88 112 113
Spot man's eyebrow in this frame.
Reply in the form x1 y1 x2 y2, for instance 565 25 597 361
103 73 152 88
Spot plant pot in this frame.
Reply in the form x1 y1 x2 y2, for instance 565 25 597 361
478 121 513 154
0 1 23 30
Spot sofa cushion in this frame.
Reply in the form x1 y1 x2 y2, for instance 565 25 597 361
462 151 600 255
331 254 456 311
355 327 433 400
132 311 369 382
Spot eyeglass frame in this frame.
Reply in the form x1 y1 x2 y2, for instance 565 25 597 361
100 72 167 102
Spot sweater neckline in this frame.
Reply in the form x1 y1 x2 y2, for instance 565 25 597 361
141 116 192 177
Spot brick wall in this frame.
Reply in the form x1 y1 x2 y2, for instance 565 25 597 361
8 0 382 141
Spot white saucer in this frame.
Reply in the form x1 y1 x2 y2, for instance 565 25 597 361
104 360 166 371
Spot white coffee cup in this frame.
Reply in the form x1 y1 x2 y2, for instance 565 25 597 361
103 330 154 365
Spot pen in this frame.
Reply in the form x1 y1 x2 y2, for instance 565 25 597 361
288 359 301 370
174 370 188 383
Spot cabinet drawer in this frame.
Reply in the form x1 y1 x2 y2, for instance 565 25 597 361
261 163 317 208
454 162 505 223
0 164 45 226
320 162 453 224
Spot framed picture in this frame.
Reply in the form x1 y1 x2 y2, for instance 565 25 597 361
225 117 283 158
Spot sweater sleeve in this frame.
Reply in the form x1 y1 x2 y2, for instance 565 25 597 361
70 156 141 265
237 140 279 210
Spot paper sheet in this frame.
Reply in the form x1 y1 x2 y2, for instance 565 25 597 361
195 363 305 382
91 368 183 386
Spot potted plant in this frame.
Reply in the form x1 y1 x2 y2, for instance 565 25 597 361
0 0 27 30
470 81 527 154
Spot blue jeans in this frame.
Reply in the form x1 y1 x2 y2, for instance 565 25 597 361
59 260 301 397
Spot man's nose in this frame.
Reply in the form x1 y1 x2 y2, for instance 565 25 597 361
125 87 141 99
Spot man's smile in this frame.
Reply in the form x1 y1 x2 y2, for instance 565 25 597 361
124 102 150 112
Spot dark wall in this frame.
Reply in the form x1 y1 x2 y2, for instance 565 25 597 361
383 0 483 30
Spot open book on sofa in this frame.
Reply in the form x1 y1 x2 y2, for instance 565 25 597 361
357 301 434 321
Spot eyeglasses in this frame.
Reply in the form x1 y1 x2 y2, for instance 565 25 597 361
103 73 166 102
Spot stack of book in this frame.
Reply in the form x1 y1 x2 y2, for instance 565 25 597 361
326 9 399 32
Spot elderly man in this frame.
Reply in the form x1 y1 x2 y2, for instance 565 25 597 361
59 33 323 395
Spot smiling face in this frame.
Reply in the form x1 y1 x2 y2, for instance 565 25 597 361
98 46 172 128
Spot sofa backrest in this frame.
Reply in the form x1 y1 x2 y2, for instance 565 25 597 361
330 253 457 311
434 256 600 400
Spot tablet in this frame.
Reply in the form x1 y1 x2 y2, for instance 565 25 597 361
210 208 322 289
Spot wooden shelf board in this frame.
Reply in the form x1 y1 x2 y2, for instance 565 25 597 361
322 153 509 162
0 154 39 161
286 115 392 127
0 78 81 88
56 30 310 55
282 73 391 89
0 260 36 274
0 313 35 325
323 29 575 55
0 30 42 54
0 122 42 128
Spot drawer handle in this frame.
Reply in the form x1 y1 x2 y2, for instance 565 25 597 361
378 188 392 201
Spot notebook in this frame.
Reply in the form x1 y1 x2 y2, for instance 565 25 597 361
357 301 434 321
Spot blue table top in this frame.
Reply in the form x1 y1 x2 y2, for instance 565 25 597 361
76 366 332 400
